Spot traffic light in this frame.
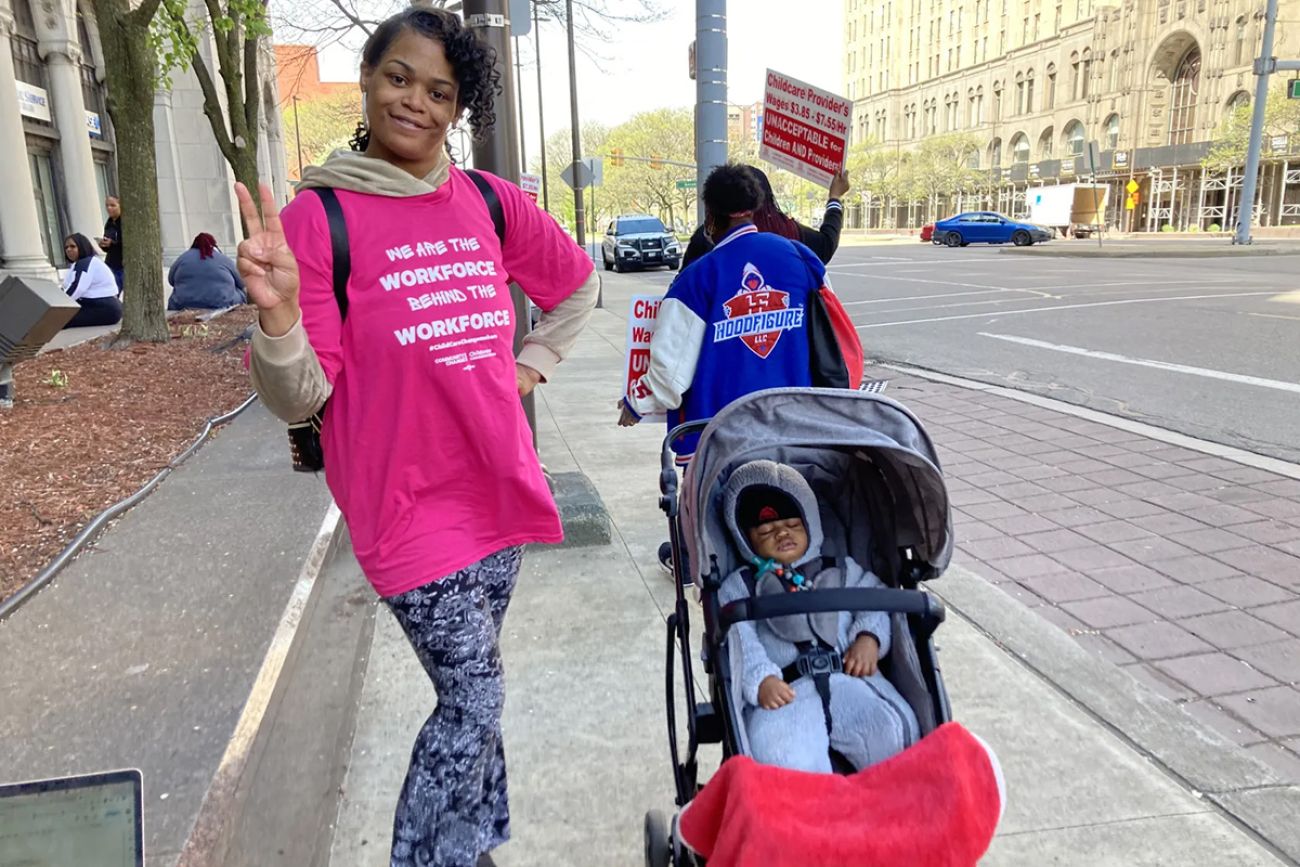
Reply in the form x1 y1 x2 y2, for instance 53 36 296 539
650 153 662 170
611 147 624 167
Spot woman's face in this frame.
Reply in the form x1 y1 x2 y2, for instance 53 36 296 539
64 238 80 262
361 29 461 178
106 197 121 218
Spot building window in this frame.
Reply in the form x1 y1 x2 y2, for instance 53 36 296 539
990 137 1003 167
993 81 1003 120
1104 113 1120 150
1026 70 1035 113
1039 126 1054 158
1234 17 1248 66
1010 133 1030 164
1015 72 1026 114
29 150 63 265
1070 51 1080 100
1046 63 1057 108
1064 120 1085 157
1081 48 1092 98
1227 90 1250 112
1167 46 1201 146
1108 50 1120 92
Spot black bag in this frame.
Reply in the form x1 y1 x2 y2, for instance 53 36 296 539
287 171 508 472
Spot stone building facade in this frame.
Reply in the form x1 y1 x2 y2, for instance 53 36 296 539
0 0 288 282
843 0 1300 231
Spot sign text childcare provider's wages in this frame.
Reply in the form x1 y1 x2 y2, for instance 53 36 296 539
625 295 664 420
759 69 852 187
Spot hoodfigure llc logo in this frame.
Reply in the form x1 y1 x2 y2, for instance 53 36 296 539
713 263 805 358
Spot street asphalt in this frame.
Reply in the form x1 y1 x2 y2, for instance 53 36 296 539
603 242 1300 463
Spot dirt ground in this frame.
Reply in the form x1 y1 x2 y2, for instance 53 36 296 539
0 307 258 604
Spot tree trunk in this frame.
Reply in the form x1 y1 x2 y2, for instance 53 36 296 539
93 0 169 343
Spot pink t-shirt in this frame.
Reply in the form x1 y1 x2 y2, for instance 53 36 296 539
280 168 592 597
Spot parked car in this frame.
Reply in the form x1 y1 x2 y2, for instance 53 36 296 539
920 223 936 243
934 212 1053 247
601 215 681 272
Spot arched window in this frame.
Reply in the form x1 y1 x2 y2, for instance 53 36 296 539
1015 71 1026 115
1081 47 1093 98
1070 51 1080 100
1234 16 1248 66
993 81 1003 119
976 85 985 125
990 137 1003 167
1227 90 1250 112
1108 50 1120 92
1168 46 1201 146
1046 62 1057 108
1038 126 1054 158
1010 132 1030 164
1063 120 1085 157
1026 69 1036 113
1104 113 1120 150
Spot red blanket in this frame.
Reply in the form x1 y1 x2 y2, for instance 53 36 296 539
678 722 1003 867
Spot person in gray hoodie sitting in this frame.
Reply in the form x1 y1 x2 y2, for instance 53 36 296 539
718 459 920 774
168 232 246 310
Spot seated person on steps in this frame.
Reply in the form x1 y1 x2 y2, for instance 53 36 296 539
719 459 920 774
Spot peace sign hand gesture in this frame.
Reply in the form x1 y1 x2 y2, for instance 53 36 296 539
236 182 301 337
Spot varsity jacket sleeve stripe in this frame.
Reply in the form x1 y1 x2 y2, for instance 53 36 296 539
628 296 706 417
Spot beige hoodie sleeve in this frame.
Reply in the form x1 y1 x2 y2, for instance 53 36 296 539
515 266 599 381
248 317 333 422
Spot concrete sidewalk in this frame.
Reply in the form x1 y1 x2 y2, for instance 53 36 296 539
327 307 1296 865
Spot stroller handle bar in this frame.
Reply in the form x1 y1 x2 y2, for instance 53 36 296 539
659 421 710 515
721 587 946 628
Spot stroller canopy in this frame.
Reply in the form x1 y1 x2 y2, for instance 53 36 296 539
681 388 952 584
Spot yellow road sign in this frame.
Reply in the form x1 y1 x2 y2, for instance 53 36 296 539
1126 179 1139 194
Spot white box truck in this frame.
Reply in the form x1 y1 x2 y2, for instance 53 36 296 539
1028 183 1109 238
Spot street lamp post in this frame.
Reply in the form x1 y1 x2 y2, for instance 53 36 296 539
534 0 549 212
694 0 727 224
565 0 586 250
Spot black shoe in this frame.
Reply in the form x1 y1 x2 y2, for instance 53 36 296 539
658 541 673 575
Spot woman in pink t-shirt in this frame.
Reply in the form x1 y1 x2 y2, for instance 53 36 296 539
238 9 597 867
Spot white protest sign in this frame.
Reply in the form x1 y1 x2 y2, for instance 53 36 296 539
520 172 541 203
759 69 852 187
624 295 664 420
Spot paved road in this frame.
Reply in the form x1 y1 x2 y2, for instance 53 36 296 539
826 244 1300 463
595 244 1300 463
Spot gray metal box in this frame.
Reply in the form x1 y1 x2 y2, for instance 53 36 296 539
0 275 79 365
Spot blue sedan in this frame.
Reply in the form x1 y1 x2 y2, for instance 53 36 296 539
934 212 1053 247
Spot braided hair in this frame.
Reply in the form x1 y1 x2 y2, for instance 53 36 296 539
349 7 502 153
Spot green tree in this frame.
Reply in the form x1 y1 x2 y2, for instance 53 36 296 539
159 0 271 208
534 122 609 234
90 0 170 342
283 90 362 177
602 108 693 228
1203 85 1300 172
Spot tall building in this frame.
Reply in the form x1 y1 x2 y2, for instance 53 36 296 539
1 0 288 282
843 0 1300 231
727 101 764 145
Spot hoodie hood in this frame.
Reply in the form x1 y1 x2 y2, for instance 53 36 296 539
723 460 823 568
296 147 452 197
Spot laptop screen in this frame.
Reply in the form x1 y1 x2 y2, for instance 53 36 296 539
0 770 143 867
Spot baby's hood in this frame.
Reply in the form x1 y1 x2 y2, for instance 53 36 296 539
296 147 452 197
722 460 823 568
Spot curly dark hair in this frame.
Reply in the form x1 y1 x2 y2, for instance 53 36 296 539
349 7 502 152
702 163 764 225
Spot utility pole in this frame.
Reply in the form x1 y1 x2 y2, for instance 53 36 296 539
694 0 727 224
464 0 536 443
292 95 303 179
565 0 585 251
534 0 549 212
1235 0 1300 244
514 34 527 168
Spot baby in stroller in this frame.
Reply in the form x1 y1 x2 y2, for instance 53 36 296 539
718 459 920 774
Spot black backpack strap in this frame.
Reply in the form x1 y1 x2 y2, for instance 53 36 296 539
465 169 507 244
312 187 351 321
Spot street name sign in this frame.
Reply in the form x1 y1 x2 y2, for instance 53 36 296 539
759 69 852 186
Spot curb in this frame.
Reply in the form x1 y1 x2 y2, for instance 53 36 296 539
998 245 1299 258
176 502 345 867
550 470 613 548
883 362 1300 481
936 564 1300 864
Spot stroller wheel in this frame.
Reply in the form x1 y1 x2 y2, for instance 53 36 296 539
644 809 672 867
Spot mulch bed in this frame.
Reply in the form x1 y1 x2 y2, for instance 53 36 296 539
0 307 258 604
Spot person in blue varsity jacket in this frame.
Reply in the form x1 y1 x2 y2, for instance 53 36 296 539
617 163 857 464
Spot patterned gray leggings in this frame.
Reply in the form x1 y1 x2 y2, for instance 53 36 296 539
383 546 523 867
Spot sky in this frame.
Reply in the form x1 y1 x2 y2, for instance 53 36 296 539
314 1 846 164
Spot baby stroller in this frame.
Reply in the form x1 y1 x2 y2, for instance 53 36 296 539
645 387 954 867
